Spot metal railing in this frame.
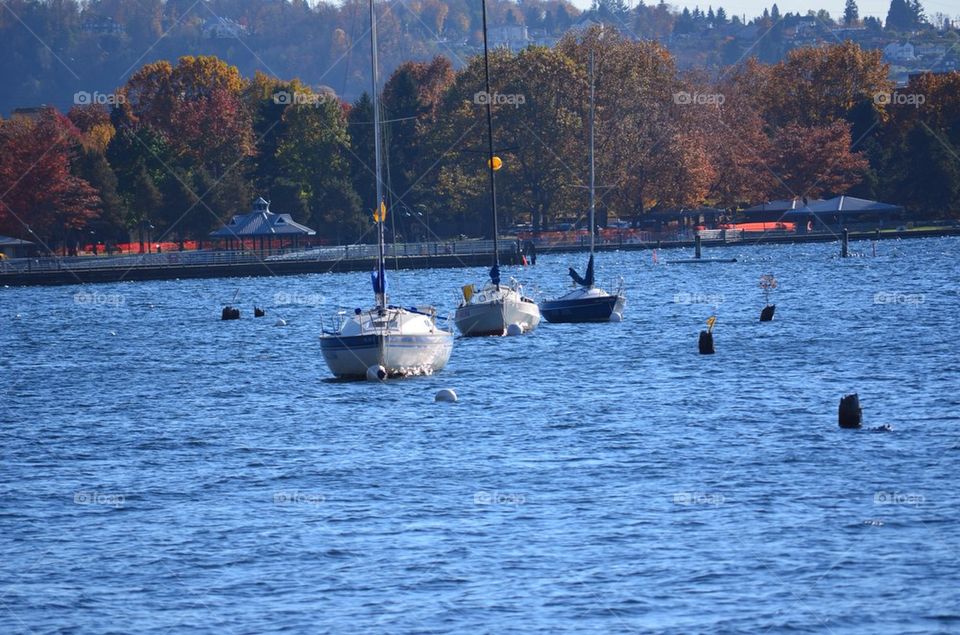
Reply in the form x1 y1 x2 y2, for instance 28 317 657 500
0 240 517 276
0 227 836 276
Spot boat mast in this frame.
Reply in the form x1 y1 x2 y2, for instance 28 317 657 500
480 0 500 287
589 49 596 259
370 0 386 308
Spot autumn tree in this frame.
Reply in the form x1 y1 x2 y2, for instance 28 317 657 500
0 109 100 252
558 27 699 220
763 42 892 128
767 121 869 198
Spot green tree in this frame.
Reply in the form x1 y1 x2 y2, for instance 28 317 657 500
75 149 126 245
275 96 365 242
843 0 859 25
347 92 377 217
887 125 959 216
129 165 162 253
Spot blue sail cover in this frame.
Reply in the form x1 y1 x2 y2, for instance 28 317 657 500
371 261 386 296
489 264 501 286
568 254 595 288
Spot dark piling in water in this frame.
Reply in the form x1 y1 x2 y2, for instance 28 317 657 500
841 229 849 258
760 305 776 321
695 234 702 259
698 330 714 354
254 307 265 317
221 307 240 320
839 393 862 428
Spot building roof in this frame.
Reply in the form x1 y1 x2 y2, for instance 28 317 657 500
743 198 824 213
794 196 903 214
744 196 903 217
0 235 34 246
209 198 316 238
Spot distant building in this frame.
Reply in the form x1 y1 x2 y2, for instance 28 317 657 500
488 25 529 52
528 28 558 48
0 236 35 259
81 17 126 35
794 17 818 40
914 43 947 58
830 26 866 36
883 41 916 62
10 106 50 121
736 24 763 42
203 17 248 39
569 17 601 33
743 196 904 231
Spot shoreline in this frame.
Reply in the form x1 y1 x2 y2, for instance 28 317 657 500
3 227 958 288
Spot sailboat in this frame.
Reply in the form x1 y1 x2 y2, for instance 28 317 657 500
320 0 453 379
540 50 625 324
453 0 540 337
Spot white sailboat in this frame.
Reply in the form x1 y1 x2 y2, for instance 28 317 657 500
320 0 453 379
541 49 625 323
453 0 540 337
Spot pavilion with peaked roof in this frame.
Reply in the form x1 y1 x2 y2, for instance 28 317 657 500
740 196 905 232
209 197 317 252
784 196 905 232
0 235 36 259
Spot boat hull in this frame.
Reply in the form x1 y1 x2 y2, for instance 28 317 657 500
454 298 541 336
320 332 454 378
541 293 625 323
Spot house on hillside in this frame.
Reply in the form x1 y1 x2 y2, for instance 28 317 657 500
489 25 529 52
569 17 601 33
203 17 248 39
81 17 126 35
10 107 50 121
883 41 916 62
914 43 947 58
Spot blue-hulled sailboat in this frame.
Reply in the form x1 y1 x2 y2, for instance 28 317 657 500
541 50 625 324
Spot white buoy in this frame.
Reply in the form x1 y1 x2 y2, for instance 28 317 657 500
435 388 458 402
609 312 623 322
14 314 21 320
506 323 523 336
366 365 387 382
109 331 117 336
275 318 287 327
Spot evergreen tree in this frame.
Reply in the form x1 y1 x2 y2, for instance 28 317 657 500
347 92 377 216
382 67 422 218
843 0 859 25
675 7 695 33
909 0 925 26
76 149 127 244
886 0 914 30
889 125 960 216
130 165 162 253
158 169 198 249
269 177 310 224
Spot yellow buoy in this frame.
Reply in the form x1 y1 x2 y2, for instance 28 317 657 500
488 156 503 171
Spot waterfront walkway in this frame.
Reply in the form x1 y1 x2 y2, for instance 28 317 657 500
2 227 957 287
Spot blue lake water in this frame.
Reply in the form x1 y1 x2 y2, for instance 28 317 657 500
2 237 959 633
